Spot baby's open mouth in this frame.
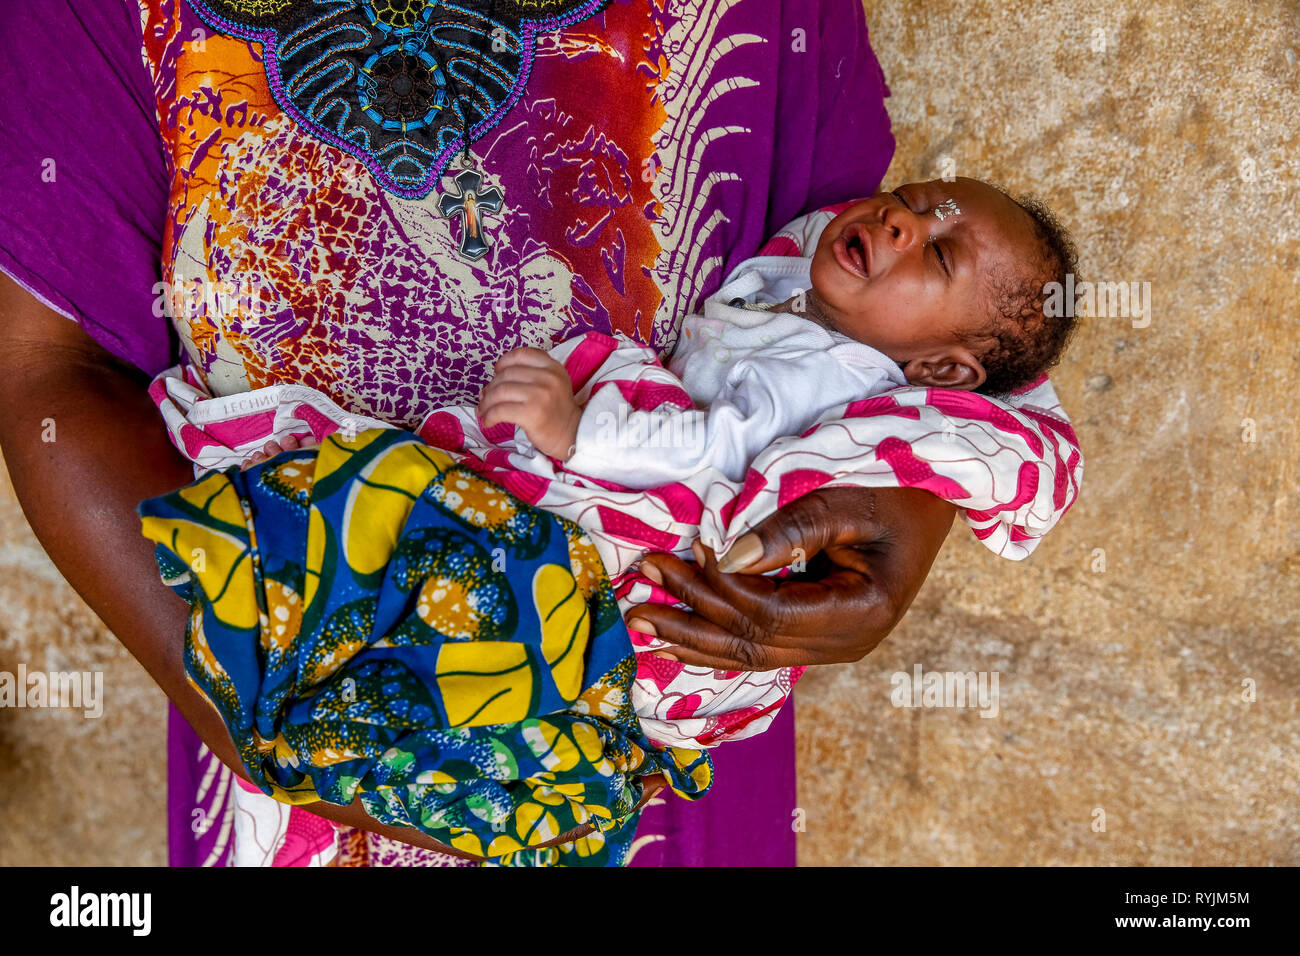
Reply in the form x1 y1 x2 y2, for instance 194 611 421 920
846 234 868 273
833 224 871 279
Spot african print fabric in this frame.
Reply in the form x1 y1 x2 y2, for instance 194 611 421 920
139 427 712 865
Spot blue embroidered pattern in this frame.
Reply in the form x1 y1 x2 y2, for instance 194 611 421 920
188 0 612 198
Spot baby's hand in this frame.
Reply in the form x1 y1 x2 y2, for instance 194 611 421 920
479 347 581 460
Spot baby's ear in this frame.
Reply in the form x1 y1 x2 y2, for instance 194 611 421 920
900 351 986 391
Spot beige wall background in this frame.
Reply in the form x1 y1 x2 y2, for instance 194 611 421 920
796 0 1299 865
1 0 1296 865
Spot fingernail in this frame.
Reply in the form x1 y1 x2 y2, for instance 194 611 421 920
639 562 663 585
717 533 763 573
691 540 706 565
628 618 657 638
653 651 678 661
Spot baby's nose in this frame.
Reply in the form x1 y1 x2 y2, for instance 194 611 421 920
883 205 924 250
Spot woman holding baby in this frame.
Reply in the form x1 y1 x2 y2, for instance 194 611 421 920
0 0 1072 865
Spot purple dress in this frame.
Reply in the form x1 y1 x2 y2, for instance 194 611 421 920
0 0 896 865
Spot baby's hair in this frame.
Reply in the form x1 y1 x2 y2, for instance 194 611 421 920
962 191 1080 396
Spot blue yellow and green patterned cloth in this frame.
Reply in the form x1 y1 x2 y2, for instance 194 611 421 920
139 428 711 866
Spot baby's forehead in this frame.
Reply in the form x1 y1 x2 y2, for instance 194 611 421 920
906 178 1040 268
919 177 1020 222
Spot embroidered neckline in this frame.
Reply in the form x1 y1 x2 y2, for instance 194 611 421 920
186 0 613 198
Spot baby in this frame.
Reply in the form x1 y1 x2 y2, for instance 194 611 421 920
475 177 1078 488
153 176 1080 750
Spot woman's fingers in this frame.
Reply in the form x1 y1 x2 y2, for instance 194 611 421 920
637 773 668 805
640 548 783 636
636 535 897 666
712 492 844 574
638 547 821 648
627 604 799 670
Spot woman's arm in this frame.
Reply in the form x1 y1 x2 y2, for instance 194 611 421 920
0 274 230 747
0 273 504 858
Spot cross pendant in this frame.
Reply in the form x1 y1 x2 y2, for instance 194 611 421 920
438 168 505 262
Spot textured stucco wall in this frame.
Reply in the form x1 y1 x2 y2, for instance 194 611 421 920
795 0 1299 865
0 462 167 865
1 0 1296 865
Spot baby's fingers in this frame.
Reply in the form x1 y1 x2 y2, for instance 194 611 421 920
494 347 561 373
480 379 549 411
479 401 532 430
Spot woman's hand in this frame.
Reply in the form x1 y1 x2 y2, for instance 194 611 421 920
626 486 957 669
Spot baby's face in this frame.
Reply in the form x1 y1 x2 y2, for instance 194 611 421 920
808 177 1039 389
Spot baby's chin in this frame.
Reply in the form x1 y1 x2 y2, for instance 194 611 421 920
808 244 864 312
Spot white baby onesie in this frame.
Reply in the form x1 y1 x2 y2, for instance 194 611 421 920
564 255 907 488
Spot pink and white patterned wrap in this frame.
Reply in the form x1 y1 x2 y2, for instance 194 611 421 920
150 208 1084 749
148 366 395 475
